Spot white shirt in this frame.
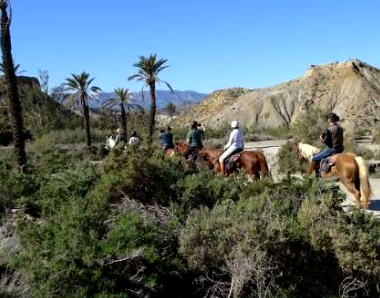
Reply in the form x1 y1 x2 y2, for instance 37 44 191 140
225 128 244 149
129 137 141 147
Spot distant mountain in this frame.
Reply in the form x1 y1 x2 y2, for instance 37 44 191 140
90 90 207 111
173 59 380 130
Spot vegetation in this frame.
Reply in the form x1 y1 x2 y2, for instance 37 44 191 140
165 102 176 117
129 54 173 146
1 146 380 298
64 72 102 150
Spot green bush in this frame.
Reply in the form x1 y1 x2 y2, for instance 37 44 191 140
0 169 42 219
291 108 328 145
176 171 241 218
179 178 380 298
277 141 307 174
35 128 110 145
15 169 188 298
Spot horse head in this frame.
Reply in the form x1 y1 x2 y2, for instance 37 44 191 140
175 142 188 155
199 148 222 172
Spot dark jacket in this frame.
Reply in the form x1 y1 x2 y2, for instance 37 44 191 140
322 123 344 153
161 132 174 148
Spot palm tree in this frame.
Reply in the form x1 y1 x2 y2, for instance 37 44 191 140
128 54 173 146
0 61 25 75
64 72 101 150
0 0 26 170
165 102 176 118
102 87 140 141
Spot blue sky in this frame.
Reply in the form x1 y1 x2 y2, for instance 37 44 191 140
10 0 380 93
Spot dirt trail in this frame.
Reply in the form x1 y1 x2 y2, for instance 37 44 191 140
245 140 380 217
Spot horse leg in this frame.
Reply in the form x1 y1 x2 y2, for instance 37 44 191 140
341 177 361 207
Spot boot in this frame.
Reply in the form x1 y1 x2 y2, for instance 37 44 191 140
306 161 318 177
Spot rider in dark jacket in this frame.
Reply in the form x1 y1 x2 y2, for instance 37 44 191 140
161 127 175 150
183 121 204 159
307 113 344 175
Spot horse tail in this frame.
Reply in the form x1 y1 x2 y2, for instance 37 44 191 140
258 152 271 178
355 156 372 207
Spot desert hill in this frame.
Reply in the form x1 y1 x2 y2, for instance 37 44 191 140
173 59 380 130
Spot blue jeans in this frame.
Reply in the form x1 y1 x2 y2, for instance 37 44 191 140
312 148 335 163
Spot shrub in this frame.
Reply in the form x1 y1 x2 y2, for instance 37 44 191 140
176 171 241 218
291 108 328 144
15 174 187 298
34 128 110 145
277 141 306 174
179 178 368 298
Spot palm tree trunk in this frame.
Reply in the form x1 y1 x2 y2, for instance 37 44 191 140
148 83 156 146
120 102 127 141
0 2 26 171
82 98 91 150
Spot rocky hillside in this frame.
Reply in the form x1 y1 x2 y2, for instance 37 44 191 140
174 60 380 130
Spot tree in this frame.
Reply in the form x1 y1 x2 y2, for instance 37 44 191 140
102 88 140 141
0 0 26 171
128 54 173 146
165 102 176 117
0 61 25 75
64 72 101 150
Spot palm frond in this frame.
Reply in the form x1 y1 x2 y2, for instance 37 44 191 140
161 80 174 93
91 86 102 93
128 74 144 81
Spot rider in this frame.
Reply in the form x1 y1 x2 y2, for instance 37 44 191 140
114 128 125 145
219 120 244 173
307 113 344 176
183 121 204 160
129 131 141 148
161 126 175 150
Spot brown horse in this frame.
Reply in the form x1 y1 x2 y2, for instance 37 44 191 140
164 142 188 158
296 142 372 208
199 147 270 179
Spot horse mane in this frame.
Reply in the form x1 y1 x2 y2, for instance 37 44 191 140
298 142 320 161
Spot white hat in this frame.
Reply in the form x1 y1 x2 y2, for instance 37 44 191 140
231 121 239 128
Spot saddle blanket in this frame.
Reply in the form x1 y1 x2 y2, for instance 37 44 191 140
225 149 243 172
320 154 340 173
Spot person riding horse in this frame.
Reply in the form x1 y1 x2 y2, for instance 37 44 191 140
160 126 175 150
219 120 244 174
307 113 344 176
114 128 125 146
129 131 141 148
183 121 204 161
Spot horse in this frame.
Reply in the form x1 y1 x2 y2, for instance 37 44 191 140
295 142 372 208
199 147 270 179
163 142 187 158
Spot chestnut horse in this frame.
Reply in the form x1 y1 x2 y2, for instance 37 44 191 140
199 147 270 179
296 142 372 208
164 142 188 158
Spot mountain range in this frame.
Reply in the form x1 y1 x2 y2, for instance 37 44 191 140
90 90 207 111
173 59 380 131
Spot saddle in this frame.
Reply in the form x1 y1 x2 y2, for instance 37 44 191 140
320 154 341 173
224 148 243 172
188 148 200 164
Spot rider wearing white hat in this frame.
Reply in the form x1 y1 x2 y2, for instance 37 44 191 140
219 121 244 173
